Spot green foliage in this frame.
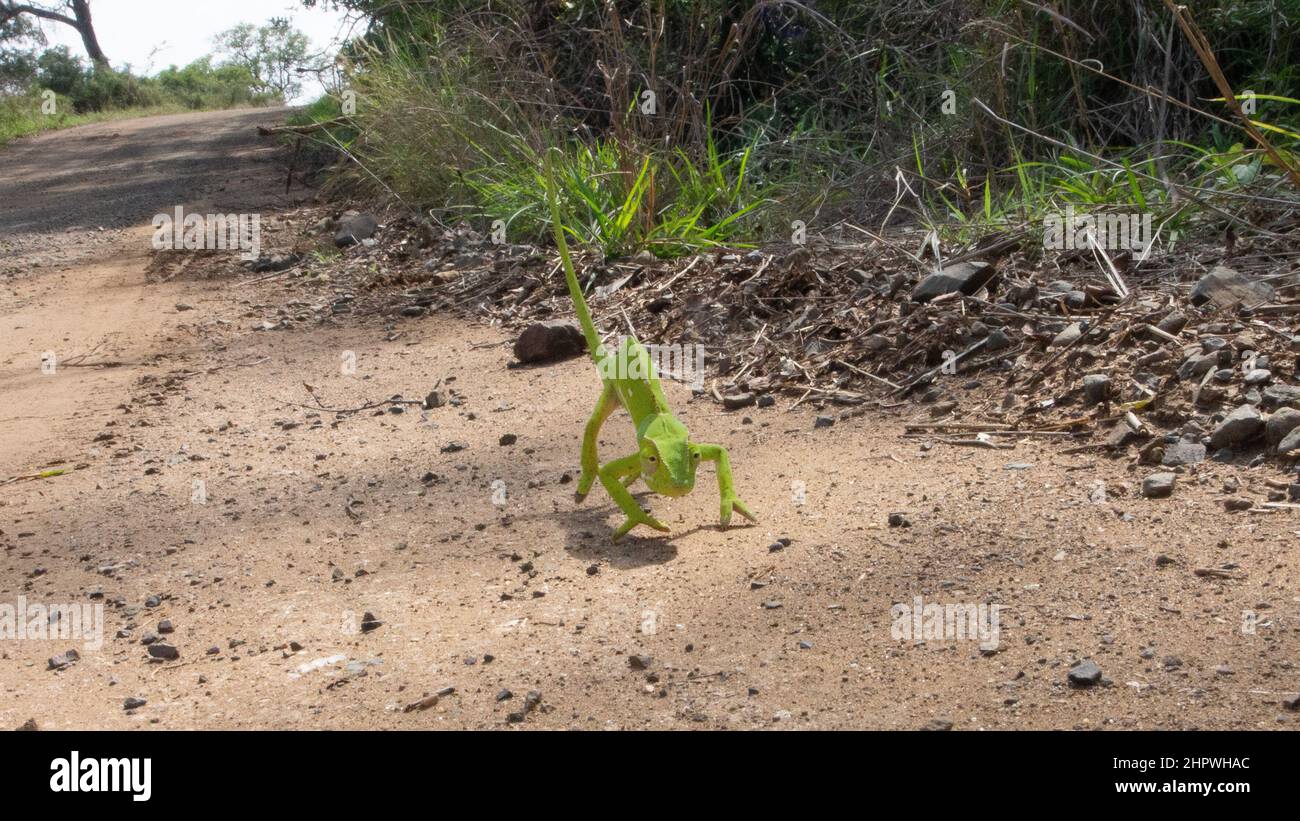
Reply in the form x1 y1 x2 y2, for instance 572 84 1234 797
214 17 313 101
322 0 1300 255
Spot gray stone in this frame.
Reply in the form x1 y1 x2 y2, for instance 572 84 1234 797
334 212 379 247
1244 368 1272 386
1265 408 1300 450
1278 427 1300 456
1155 312 1189 335
1068 659 1103 687
1261 383 1300 411
1209 405 1264 450
984 328 1012 351
1189 266 1274 308
47 650 79 670
146 644 179 661
513 321 586 364
1051 323 1082 347
1178 353 1217 381
1082 374 1111 404
1141 472 1177 498
910 261 995 303
723 393 756 410
1161 442 1205 467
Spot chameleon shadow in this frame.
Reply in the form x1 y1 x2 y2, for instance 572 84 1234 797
556 496 700 568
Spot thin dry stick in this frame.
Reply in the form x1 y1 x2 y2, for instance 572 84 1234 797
1161 0 1300 191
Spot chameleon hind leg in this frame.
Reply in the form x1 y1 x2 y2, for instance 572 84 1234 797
697 443 757 528
576 384 619 501
599 453 669 541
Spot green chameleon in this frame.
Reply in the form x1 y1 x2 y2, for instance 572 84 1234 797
544 152 757 541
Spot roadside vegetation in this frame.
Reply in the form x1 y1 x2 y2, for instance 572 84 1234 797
0 18 312 145
293 0 1300 258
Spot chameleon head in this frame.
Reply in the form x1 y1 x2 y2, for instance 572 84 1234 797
638 437 698 498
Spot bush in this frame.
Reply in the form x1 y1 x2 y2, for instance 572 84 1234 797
326 0 1300 254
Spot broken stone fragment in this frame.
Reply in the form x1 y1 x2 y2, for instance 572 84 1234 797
909 261 995 303
1082 374 1111 404
333 212 379 247
1208 405 1264 450
513 321 586 364
1265 408 1300 450
1189 265 1274 308
1141 472 1176 498
1161 441 1205 467
1261 383 1300 411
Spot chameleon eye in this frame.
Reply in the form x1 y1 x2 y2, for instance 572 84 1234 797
692 452 701 460
647 455 657 463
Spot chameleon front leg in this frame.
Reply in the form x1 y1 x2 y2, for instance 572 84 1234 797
576 384 618 501
697 443 757 528
599 453 669 541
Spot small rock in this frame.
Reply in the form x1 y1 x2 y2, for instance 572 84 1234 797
1209 405 1264 450
910 261 994 303
1189 265 1273 308
628 655 652 670
1223 498 1253 512
1051 323 1083 347
146 644 179 661
1278 426 1300 456
1261 383 1300 411
360 612 383 633
814 415 834 429
498 433 518 446
723 393 756 410
984 328 1011 351
334 212 379 247
1141 472 1176 499
1068 659 1103 687
888 512 912 528
1161 441 1205 467
513 321 585 364
1244 368 1272 386
157 620 174 634
1082 374 1111 404
124 697 147 711
47 650 80 671
1265 408 1300 450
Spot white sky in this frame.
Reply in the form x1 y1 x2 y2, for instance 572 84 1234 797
35 0 356 102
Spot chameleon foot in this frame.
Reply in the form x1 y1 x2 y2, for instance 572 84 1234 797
611 512 670 542
720 495 758 528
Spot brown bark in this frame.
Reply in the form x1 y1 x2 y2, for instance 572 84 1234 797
0 1 109 68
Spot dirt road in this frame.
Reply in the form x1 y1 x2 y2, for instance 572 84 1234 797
2 110 1298 730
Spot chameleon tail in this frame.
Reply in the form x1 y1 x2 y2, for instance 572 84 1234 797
544 149 603 361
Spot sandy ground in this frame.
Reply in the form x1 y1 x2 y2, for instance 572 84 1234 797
2 110 1299 730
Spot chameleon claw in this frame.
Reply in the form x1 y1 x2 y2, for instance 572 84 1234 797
720 496 757 528
575 472 597 502
611 512 670 541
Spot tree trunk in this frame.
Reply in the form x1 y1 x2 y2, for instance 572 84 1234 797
70 1 108 69
0 1 110 69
